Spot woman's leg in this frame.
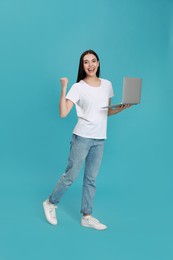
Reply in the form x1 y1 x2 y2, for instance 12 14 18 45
49 134 91 204
80 139 104 215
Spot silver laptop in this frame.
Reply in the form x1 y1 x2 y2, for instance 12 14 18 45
103 77 142 109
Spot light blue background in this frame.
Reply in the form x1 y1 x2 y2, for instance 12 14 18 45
0 0 173 259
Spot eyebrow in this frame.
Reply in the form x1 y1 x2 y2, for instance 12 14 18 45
83 58 97 62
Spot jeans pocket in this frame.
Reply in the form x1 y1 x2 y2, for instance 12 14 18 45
74 134 91 144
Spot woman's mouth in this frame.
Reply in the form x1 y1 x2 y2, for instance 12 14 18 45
88 68 95 73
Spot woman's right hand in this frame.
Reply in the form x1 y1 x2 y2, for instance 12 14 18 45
59 77 74 118
60 78 68 89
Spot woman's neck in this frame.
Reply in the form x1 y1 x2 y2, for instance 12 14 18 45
84 76 101 87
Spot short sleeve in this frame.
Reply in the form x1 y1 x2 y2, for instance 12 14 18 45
66 83 80 104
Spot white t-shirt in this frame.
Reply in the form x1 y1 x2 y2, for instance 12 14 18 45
66 78 114 139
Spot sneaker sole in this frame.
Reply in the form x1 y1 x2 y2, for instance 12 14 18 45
81 222 107 230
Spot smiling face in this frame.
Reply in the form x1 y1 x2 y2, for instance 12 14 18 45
83 53 100 78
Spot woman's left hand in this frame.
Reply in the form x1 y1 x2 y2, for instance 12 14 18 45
115 104 131 112
108 104 132 116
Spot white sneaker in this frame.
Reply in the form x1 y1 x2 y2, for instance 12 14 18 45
81 215 107 230
43 199 58 225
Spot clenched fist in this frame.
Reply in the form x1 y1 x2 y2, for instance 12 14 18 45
60 78 68 89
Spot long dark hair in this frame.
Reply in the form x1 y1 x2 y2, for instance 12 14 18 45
76 50 100 83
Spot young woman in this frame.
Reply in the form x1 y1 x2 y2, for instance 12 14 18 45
43 50 130 230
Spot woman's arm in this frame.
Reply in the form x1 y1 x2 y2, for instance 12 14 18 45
59 78 74 118
108 98 131 116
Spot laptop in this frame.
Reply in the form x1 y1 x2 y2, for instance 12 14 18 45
103 77 142 109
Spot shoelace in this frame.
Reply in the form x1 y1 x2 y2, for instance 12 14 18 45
49 205 57 218
87 216 100 224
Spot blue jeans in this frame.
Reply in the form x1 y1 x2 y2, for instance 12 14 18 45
49 134 104 215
